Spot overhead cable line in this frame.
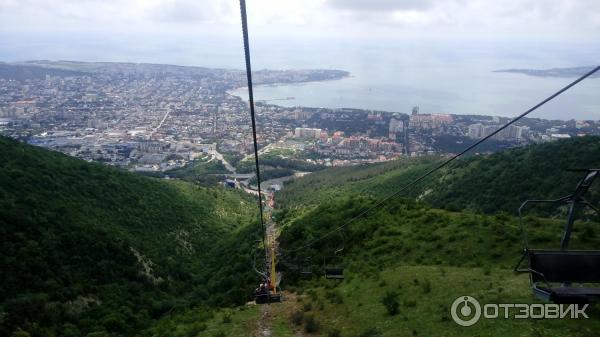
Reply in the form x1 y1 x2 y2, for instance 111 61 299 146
281 65 600 257
239 0 268 259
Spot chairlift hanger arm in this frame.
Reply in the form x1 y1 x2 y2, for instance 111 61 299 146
251 241 268 279
518 198 569 214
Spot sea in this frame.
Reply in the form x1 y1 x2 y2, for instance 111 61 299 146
228 38 600 121
1 33 599 120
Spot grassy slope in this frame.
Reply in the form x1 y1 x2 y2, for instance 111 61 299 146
293 265 600 337
273 137 600 336
0 137 260 337
143 305 260 337
276 197 600 337
278 197 600 277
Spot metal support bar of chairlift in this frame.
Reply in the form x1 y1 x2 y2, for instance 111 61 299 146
270 237 277 295
324 247 345 279
561 202 579 250
561 169 600 250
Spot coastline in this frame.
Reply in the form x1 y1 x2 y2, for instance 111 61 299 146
227 72 352 101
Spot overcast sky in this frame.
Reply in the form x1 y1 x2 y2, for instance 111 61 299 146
1 0 599 39
0 0 599 67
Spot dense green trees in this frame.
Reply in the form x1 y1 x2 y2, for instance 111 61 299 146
277 137 600 283
165 158 229 186
248 168 295 185
0 137 260 337
236 154 325 174
278 136 600 215
3 135 600 336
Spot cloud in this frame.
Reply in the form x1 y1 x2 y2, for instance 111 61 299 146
0 0 598 41
327 0 434 11
150 1 212 23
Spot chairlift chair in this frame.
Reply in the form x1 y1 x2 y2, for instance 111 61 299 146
300 258 314 279
253 277 283 304
254 291 282 304
325 266 344 279
254 292 269 304
515 169 600 303
251 242 283 304
269 292 282 303
325 248 345 280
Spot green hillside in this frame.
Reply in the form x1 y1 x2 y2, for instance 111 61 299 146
272 137 600 337
3 135 600 337
277 136 600 214
0 137 260 337
274 197 600 336
278 196 600 280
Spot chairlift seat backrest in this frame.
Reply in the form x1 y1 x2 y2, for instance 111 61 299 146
255 293 269 304
255 292 282 304
269 293 282 303
325 267 344 279
529 250 600 284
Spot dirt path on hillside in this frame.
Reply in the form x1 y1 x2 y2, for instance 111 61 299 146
254 305 272 337
251 292 306 337
284 292 306 337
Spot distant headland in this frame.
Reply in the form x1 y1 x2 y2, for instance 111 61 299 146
495 66 600 78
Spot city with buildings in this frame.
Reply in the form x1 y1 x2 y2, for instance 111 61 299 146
1 61 600 179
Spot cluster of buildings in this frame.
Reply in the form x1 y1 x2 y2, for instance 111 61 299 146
286 105 600 160
0 100 36 117
464 116 596 143
0 63 347 172
467 124 529 140
0 68 245 171
294 127 400 158
294 127 323 139
1 61 599 175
